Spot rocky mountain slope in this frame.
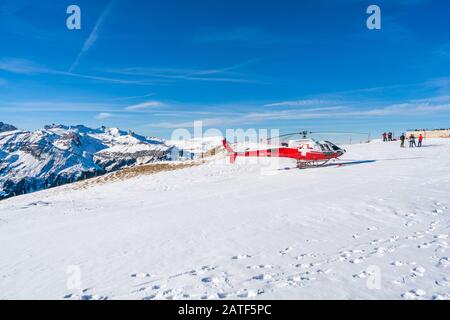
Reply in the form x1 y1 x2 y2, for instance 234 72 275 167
0 123 179 199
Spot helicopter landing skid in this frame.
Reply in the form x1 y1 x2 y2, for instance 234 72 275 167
296 159 331 169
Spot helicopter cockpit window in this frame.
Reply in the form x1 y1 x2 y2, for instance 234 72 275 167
320 143 332 152
325 141 342 151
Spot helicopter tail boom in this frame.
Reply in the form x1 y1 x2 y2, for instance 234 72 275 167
222 139 234 153
222 139 238 163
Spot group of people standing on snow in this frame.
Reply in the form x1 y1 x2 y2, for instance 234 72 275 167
382 132 393 142
399 133 423 148
382 131 424 148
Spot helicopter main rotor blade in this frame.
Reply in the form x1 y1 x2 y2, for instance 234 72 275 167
265 130 369 142
267 132 301 141
311 131 369 135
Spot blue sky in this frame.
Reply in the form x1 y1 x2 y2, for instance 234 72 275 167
1 0 450 138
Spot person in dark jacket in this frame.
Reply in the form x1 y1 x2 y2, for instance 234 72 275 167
409 134 416 148
388 132 393 141
400 134 405 148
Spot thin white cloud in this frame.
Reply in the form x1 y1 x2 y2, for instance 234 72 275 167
264 79 450 110
125 101 165 111
110 93 155 101
414 95 450 103
96 112 114 120
193 26 299 45
0 58 152 85
149 98 450 129
0 100 122 113
264 99 335 107
106 60 264 84
69 0 117 72
0 58 46 74
151 106 346 128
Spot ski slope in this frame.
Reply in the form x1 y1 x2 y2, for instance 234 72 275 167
1 139 450 300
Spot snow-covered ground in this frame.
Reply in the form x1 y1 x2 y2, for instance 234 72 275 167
1 139 450 300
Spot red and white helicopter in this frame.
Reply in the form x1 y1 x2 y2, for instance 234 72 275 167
222 131 348 169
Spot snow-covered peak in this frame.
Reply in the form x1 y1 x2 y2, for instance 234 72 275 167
0 122 17 133
0 123 181 199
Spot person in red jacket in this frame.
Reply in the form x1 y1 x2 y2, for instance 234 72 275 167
418 134 424 147
382 132 387 142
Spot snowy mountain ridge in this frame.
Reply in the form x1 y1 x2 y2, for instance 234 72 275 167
0 122 17 133
0 123 180 199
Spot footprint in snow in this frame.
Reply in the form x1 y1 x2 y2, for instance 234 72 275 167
232 254 251 260
201 293 224 300
131 273 153 278
246 264 273 270
411 266 426 277
406 235 424 240
437 257 450 268
349 257 364 264
432 294 450 300
339 250 352 258
201 273 230 287
353 271 371 279
237 289 263 298
186 265 217 276
216 292 230 299
401 289 426 299
316 268 332 275
389 235 400 242
288 275 316 282
64 291 108 300
279 247 293 255
201 265 217 271
392 280 404 286
137 284 163 293
436 241 449 248
22 201 51 209
253 274 273 281
417 243 431 249
373 247 388 256
80 294 108 300
295 253 317 259
405 221 414 227
155 289 182 300
435 277 450 287
295 263 315 269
